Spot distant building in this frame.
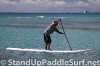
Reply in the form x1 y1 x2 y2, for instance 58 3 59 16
83 10 90 13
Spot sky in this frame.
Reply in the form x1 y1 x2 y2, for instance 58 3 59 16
0 0 100 13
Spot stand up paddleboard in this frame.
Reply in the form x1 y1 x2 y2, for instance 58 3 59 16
6 48 89 53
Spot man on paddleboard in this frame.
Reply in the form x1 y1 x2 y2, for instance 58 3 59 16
44 19 65 50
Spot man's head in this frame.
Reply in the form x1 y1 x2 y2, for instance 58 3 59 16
54 21 58 26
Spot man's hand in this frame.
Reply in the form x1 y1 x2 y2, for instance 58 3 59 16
60 32 66 34
63 32 66 35
58 19 61 21
58 19 61 22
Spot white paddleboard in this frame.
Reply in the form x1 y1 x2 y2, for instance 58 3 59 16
6 48 89 53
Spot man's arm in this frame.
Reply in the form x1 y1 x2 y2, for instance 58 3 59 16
57 31 64 34
55 27 64 34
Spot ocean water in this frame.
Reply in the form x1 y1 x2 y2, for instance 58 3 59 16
0 13 100 66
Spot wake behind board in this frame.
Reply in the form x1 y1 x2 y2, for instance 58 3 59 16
6 48 89 53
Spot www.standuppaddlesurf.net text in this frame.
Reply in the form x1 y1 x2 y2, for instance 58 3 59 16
0 59 100 66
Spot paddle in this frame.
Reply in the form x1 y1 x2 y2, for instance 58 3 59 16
60 20 72 51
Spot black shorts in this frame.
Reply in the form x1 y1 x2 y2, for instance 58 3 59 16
44 33 51 43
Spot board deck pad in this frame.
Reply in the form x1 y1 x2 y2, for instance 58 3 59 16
6 48 89 53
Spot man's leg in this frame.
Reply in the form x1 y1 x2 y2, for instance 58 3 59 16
44 34 48 50
45 43 47 50
44 34 51 50
45 43 50 50
47 43 51 50
45 42 51 50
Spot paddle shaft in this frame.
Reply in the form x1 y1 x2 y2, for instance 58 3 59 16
60 21 72 51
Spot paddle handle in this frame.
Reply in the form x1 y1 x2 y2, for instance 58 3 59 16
60 21 72 51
